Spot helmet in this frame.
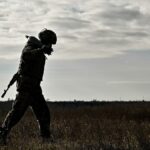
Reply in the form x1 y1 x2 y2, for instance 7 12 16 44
38 28 57 45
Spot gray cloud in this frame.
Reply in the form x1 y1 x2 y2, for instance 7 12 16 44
0 0 150 60
101 4 141 22
50 17 91 30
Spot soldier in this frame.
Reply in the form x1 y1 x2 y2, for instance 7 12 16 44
0 29 57 145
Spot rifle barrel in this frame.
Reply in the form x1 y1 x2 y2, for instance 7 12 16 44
1 88 9 98
1 72 19 98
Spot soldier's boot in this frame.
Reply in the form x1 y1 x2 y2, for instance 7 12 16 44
41 134 54 144
0 127 8 146
40 125 54 143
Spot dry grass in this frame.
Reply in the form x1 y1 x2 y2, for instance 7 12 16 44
0 101 150 150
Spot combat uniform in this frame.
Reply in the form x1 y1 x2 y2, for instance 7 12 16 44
2 36 50 139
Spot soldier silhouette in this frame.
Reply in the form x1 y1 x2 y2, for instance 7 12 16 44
0 28 57 145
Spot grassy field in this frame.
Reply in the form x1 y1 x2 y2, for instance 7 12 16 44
0 101 150 150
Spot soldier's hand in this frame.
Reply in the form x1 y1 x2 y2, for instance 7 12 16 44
41 45 53 55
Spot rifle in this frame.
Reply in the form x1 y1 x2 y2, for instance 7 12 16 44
1 72 19 98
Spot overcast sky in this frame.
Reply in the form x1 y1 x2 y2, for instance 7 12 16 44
0 0 150 101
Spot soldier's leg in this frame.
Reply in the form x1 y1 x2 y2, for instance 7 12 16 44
31 93 50 138
2 92 30 135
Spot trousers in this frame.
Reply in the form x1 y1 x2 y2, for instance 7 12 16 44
2 87 50 138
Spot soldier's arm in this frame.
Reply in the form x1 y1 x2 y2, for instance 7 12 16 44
23 45 52 60
23 47 44 60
